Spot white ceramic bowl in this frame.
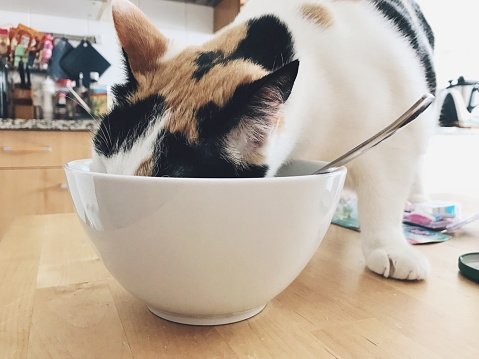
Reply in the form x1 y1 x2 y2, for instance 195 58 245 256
65 159 346 325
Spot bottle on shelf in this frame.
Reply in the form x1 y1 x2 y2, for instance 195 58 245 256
74 72 89 118
88 71 108 118
41 76 55 119
54 92 67 120
54 79 71 120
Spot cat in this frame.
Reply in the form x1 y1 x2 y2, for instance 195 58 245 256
92 0 436 280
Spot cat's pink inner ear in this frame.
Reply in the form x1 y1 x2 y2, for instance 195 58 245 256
226 112 279 166
112 0 169 74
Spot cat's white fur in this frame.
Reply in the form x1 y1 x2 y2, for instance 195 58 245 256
236 0 435 279
92 114 166 174
96 0 435 280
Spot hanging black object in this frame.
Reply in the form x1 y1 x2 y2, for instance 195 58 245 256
60 40 110 87
0 58 8 118
48 37 74 80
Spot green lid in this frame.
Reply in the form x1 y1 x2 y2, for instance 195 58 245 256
458 253 479 283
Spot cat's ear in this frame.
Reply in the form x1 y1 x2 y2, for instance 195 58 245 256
112 0 169 75
224 60 300 162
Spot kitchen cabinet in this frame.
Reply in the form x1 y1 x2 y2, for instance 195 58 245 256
0 130 91 235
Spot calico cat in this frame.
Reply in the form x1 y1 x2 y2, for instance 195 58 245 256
93 0 436 280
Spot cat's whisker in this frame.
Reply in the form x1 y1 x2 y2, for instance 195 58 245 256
106 118 113 147
65 95 97 121
94 126 109 150
66 95 110 150
65 92 114 150
92 117 113 151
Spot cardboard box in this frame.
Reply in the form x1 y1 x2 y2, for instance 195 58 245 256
13 87 32 101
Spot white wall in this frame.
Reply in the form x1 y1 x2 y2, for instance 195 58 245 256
0 0 213 86
1 0 477 90
418 0 479 88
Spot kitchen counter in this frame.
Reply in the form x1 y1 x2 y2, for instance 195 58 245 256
0 118 98 131
1 207 478 358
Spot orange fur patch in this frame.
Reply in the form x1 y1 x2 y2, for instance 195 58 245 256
203 25 248 55
135 158 153 176
301 3 334 28
113 0 168 74
129 24 267 143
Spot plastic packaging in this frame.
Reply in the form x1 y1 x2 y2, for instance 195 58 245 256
42 77 55 119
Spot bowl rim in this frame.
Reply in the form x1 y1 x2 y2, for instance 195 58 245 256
65 158 347 184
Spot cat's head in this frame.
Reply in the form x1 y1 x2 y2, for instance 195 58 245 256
92 0 299 178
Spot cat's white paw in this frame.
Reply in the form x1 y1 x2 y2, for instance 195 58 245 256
364 245 430 280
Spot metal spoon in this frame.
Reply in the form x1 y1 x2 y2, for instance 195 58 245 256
314 93 435 175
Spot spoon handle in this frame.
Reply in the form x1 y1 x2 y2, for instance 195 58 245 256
314 93 435 175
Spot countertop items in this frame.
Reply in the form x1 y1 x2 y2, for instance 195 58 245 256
2 24 111 121
459 252 479 283
1 209 478 358
0 118 97 131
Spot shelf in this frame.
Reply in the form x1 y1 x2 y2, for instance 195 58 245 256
7 67 48 75
0 118 98 132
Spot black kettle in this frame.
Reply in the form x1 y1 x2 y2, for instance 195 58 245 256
439 76 479 127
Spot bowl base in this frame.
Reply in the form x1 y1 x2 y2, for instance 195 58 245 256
147 304 266 326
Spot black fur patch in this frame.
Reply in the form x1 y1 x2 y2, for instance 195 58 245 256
151 131 268 178
370 0 436 92
110 50 139 106
230 15 295 71
94 95 165 157
150 60 299 179
195 101 226 138
193 15 295 80
193 51 227 80
196 61 299 141
412 1 435 49
152 61 299 178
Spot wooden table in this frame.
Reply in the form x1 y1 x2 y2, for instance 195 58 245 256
1 212 478 358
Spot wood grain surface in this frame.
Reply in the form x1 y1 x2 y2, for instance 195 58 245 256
1 210 478 358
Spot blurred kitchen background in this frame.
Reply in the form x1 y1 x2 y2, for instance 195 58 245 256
0 0 477 121
0 0 478 235
0 0 246 121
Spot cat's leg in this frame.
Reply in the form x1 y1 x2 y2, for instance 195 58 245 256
408 153 430 204
351 147 430 280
